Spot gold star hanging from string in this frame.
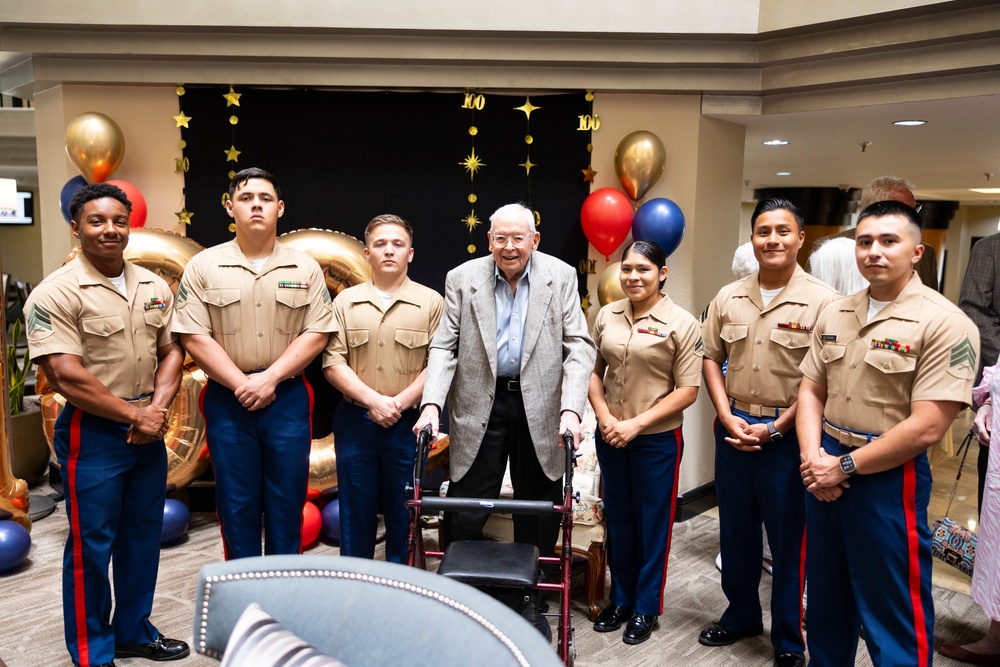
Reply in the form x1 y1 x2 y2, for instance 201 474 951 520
519 157 536 175
175 208 194 225
582 165 598 183
173 111 192 128
581 294 592 317
225 145 241 162
223 86 242 107
462 212 482 233
460 148 485 178
514 97 540 120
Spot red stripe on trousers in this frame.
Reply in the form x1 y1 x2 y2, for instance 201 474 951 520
657 427 684 614
67 409 90 667
903 459 929 667
299 374 315 555
798 527 807 643
198 382 230 561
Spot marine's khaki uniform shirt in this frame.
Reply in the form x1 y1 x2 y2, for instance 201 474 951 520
800 272 978 435
24 254 175 399
323 277 443 399
592 294 701 434
701 265 838 408
171 239 335 371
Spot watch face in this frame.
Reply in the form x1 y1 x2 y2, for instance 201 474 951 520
839 455 856 475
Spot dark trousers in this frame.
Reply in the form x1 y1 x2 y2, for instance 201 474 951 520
54 403 165 667
806 433 934 667
715 411 805 654
596 427 683 616
333 400 418 564
444 383 562 558
202 375 313 559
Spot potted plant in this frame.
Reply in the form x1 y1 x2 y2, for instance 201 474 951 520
7 320 48 483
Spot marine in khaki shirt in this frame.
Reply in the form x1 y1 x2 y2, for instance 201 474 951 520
797 201 978 667
322 215 443 564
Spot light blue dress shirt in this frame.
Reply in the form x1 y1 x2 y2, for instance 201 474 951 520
495 257 531 378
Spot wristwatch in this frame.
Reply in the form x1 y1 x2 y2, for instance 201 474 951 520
766 421 783 441
839 454 857 476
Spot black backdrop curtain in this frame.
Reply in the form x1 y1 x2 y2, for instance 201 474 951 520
180 88 593 437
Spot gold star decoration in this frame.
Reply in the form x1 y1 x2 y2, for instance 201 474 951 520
519 157 537 175
175 208 194 225
460 148 485 178
173 111 192 128
582 165 598 183
225 145 241 162
581 294 592 316
514 97 540 120
223 87 242 107
462 211 482 232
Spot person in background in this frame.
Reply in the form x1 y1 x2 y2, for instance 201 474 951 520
173 167 334 560
323 214 442 564
24 182 188 666
588 241 700 646
807 237 868 296
700 198 837 667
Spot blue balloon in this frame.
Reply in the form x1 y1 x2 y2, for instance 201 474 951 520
631 198 686 258
161 498 190 546
60 176 88 223
320 496 341 545
0 520 31 574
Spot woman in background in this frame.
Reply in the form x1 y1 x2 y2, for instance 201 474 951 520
588 240 700 645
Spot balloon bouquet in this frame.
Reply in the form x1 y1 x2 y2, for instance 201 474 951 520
580 130 688 306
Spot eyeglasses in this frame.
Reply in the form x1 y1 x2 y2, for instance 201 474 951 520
490 234 529 248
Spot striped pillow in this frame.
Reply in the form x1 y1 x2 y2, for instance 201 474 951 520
221 603 345 667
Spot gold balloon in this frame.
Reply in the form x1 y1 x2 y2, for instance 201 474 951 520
65 112 126 183
597 262 626 306
614 130 666 202
124 228 205 295
278 229 371 295
308 433 338 495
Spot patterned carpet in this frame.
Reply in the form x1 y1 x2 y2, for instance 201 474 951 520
0 493 990 667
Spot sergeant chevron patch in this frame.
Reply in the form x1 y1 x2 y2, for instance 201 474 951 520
950 336 977 374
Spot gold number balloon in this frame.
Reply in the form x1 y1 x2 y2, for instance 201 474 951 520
597 262 627 306
277 229 371 295
64 112 126 183
614 130 666 202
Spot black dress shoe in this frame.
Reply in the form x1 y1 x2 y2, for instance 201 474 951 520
698 622 764 647
775 652 806 667
593 604 633 633
622 613 658 645
115 635 190 661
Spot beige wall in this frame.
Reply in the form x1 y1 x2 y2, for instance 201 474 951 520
589 93 746 493
33 84 185 275
758 0 949 32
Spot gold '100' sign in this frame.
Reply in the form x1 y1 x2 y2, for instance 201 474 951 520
577 114 601 131
462 93 486 110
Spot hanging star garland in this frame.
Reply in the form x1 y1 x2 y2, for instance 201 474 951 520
519 157 536 175
460 148 485 178
175 208 194 225
515 98 540 120
173 111 192 128
582 165 598 183
515 96 539 216
225 145 241 162
223 86 242 107
462 212 481 233
459 92 487 252
173 85 194 229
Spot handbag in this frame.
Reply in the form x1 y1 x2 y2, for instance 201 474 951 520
930 428 977 576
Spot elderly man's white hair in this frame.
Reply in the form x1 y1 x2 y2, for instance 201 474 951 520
809 237 868 295
731 242 759 279
489 203 535 233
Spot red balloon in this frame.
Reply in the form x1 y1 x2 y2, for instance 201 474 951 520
301 501 321 548
580 188 634 260
106 179 148 228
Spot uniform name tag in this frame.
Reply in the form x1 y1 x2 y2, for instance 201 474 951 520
871 337 911 353
277 281 309 289
144 297 166 311
637 327 667 338
820 333 838 342
777 322 811 331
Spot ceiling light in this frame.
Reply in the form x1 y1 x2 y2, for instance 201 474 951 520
893 120 927 126
970 188 1000 194
776 171 792 176
762 139 788 146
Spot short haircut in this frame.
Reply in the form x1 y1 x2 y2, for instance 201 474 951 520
857 199 923 240
489 203 535 234
229 167 281 200
750 197 804 231
69 182 132 221
621 240 667 289
859 175 914 209
365 213 413 244
731 241 759 279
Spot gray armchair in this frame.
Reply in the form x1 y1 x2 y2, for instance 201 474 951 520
194 555 562 666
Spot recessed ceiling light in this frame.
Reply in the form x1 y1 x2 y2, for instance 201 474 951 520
893 120 927 126
970 188 1000 194
762 139 788 146
776 171 792 176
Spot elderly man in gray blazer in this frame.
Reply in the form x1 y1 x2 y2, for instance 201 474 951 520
414 202 595 556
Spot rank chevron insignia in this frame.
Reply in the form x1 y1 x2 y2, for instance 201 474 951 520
950 336 977 373
27 305 53 334
175 283 189 308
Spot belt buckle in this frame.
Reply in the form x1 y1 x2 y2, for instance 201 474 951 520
749 403 763 418
507 379 520 392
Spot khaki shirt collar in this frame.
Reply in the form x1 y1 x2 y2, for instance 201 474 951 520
216 238 299 274
854 271 923 328
733 265 813 313
74 253 151 302
342 276 421 309
610 291 675 326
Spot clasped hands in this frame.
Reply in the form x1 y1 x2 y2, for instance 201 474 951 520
799 450 851 502
128 404 169 445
